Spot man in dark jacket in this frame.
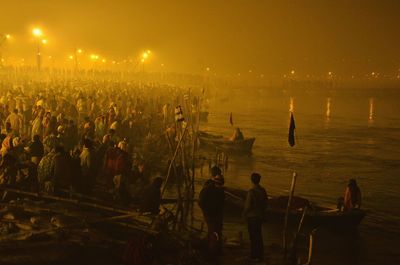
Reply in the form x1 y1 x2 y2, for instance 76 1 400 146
242 173 268 262
198 166 225 259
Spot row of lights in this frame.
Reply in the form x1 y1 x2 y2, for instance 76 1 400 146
3 27 154 69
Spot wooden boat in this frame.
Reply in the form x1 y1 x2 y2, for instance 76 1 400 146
197 131 255 154
224 187 366 229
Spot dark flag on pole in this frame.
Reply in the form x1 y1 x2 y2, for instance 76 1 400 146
288 112 296 147
229 112 233 126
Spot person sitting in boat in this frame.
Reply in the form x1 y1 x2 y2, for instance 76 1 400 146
338 178 362 211
343 178 362 211
229 127 244 141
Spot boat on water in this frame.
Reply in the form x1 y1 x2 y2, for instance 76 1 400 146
224 187 366 229
197 131 255 154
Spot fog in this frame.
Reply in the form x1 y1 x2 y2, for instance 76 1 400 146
1 0 400 76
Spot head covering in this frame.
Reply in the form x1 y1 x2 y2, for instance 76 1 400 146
117 140 128 152
212 175 225 185
12 137 20 147
102 134 111 144
57 125 64 133
110 121 118 130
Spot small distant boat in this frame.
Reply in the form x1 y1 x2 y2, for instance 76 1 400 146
197 131 255 154
224 187 366 229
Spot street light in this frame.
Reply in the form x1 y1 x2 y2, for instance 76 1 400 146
32 27 45 71
90 54 100 70
32 28 43 37
74 48 83 71
141 50 151 73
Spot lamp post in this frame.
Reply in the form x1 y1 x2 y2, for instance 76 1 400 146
74 48 82 71
141 50 151 73
90 54 99 70
32 28 44 71
0 34 11 67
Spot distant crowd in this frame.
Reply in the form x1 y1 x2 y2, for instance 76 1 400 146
0 74 201 205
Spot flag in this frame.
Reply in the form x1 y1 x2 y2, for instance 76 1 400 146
229 112 233 126
288 112 296 147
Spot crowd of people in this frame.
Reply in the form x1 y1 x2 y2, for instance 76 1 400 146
0 73 199 207
0 70 363 264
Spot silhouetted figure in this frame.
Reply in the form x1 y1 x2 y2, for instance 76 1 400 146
140 177 163 215
243 173 268 262
344 179 362 211
198 166 225 259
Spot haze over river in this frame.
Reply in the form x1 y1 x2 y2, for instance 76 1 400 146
201 87 400 265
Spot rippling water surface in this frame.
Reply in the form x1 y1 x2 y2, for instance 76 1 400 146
200 87 400 264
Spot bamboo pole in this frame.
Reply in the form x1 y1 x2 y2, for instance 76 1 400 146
289 205 308 264
165 132 179 195
283 171 298 259
161 124 188 197
190 128 197 227
306 229 317 265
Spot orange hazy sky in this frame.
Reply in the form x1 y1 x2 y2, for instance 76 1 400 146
1 0 399 75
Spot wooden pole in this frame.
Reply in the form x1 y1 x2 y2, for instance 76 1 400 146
306 229 317 265
165 132 179 193
283 171 298 259
289 205 308 264
161 125 188 197
190 129 197 227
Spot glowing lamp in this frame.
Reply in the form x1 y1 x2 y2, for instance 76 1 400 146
33 28 43 37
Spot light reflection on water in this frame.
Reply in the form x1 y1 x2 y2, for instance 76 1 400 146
199 88 400 264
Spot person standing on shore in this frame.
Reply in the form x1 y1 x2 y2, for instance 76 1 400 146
243 173 268 262
199 166 225 260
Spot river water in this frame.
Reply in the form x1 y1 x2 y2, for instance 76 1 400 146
199 87 400 264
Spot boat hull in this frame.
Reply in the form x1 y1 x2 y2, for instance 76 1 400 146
198 132 255 154
224 188 366 230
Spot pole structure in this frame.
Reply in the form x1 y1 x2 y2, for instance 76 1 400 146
74 47 79 71
36 39 42 71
